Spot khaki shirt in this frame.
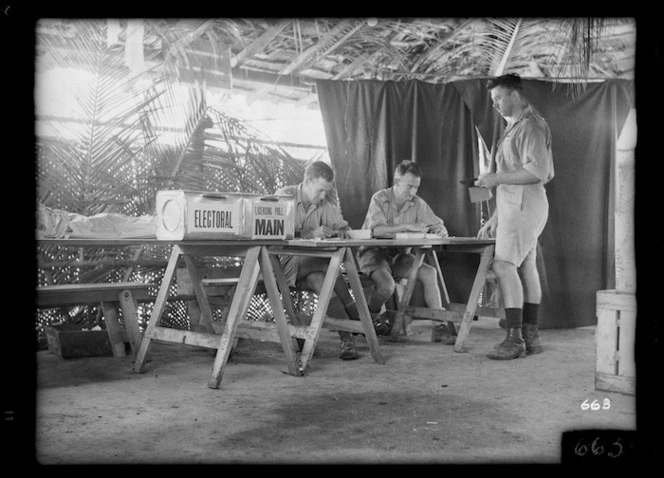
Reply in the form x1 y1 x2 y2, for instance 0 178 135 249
275 183 348 235
361 186 448 236
496 105 554 184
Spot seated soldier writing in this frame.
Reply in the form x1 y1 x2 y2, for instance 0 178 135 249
276 161 368 360
357 160 455 344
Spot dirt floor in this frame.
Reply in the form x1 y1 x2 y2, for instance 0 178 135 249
31 318 637 465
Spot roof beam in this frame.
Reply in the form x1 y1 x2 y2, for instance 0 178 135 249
231 19 292 68
409 18 475 73
280 19 365 76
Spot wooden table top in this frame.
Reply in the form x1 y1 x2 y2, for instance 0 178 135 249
286 236 495 248
37 236 494 248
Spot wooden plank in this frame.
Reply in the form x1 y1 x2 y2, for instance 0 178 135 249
403 306 463 322
178 244 261 257
117 290 144 360
208 246 262 389
260 246 301 376
37 282 151 307
445 302 506 319
287 237 495 248
454 244 494 353
596 289 636 311
342 247 384 363
236 322 310 342
596 308 619 375
266 247 337 258
322 317 365 334
596 372 635 396
133 245 182 373
100 302 126 358
182 254 215 332
149 326 221 349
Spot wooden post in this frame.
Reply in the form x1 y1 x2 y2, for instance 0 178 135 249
615 108 636 293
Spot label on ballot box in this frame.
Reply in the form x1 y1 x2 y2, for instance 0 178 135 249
242 194 295 239
156 190 243 240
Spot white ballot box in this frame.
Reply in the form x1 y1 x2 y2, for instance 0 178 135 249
156 190 244 240
156 190 295 241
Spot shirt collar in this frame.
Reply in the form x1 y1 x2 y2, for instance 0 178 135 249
387 186 416 210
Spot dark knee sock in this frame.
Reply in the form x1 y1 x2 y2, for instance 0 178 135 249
505 307 523 329
522 302 539 325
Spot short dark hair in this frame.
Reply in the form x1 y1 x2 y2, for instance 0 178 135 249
304 161 334 182
487 73 523 92
394 160 421 179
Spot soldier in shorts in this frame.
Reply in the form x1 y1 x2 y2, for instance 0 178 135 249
357 160 455 344
276 161 362 360
475 73 555 360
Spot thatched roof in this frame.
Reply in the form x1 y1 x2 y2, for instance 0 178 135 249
36 17 636 107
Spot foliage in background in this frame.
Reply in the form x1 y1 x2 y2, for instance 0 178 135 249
35 19 307 346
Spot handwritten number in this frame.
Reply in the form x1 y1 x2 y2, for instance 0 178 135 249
575 437 625 459
574 440 588 456
608 438 623 458
591 437 604 455
581 398 610 411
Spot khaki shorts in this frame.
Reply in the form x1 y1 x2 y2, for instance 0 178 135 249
495 184 548 267
279 255 330 288
357 247 415 280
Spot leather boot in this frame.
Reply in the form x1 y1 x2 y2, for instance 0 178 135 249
371 312 390 336
486 328 526 360
431 323 456 345
522 323 543 354
339 332 359 360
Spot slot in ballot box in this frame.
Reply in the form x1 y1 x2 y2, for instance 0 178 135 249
156 190 294 240
242 194 294 240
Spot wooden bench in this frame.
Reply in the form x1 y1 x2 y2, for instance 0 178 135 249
37 282 152 358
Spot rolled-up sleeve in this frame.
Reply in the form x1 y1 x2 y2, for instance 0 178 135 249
362 194 388 231
518 120 554 184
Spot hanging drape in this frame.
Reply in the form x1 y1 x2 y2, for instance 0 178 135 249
317 79 482 307
317 78 634 329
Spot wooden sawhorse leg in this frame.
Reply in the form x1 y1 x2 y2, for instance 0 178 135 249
388 248 426 342
259 247 303 376
207 246 262 389
453 245 495 353
342 247 385 364
262 245 385 373
132 245 183 373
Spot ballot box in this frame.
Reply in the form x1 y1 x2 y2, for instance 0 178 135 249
241 194 295 240
156 190 244 240
156 190 295 241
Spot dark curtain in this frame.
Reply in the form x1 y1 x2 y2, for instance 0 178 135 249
317 78 634 329
317 79 482 305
